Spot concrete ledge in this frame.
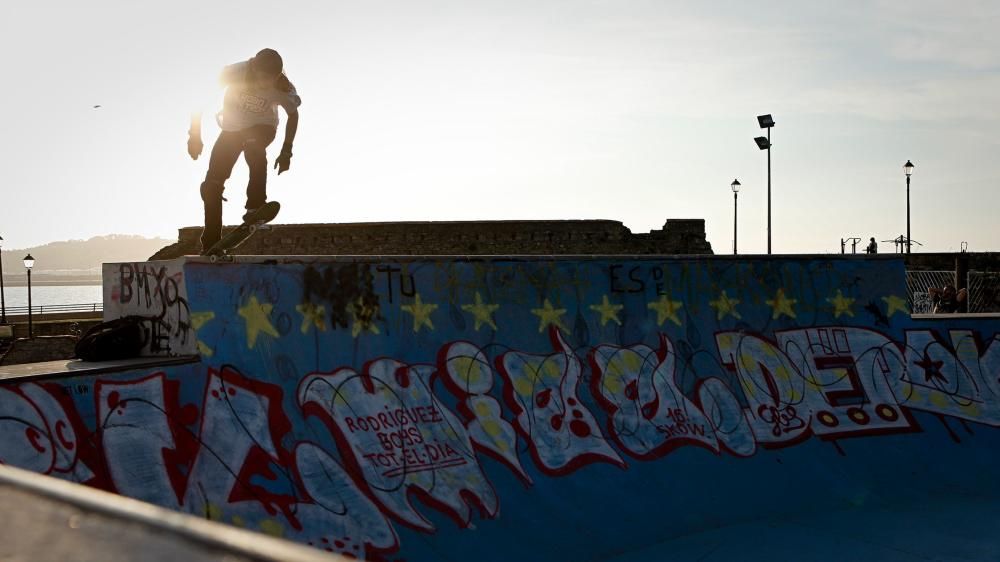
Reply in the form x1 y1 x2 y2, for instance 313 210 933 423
177 253 908 263
0 355 200 382
912 313 1000 319
0 464 342 562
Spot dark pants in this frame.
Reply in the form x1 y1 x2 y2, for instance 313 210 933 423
200 125 277 249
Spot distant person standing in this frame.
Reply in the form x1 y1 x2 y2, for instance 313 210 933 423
865 237 878 254
187 48 301 253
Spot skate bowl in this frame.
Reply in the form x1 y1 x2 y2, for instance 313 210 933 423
0 254 999 560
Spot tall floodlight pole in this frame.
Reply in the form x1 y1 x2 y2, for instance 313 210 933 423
755 114 775 254
23 254 34 338
731 179 741 254
904 160 914 254
0 236 6 324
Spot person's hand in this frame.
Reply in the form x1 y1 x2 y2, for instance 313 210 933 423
187 134 203 160
275 146 292 174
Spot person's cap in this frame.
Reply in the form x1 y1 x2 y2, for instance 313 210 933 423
251 48 283 75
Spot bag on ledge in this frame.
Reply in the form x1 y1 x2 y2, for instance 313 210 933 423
75 316 147 362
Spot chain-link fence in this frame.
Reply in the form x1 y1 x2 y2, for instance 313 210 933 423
905 270 956 314
968 271 1000 313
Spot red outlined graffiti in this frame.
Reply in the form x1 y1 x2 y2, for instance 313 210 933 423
589 334 718 460
297 358 498 533
438 341 532 484
5 324 1000 559
496 327 625 475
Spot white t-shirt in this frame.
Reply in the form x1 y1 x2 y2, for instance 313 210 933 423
218 61 302 132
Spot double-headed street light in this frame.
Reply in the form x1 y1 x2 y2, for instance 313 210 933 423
23 254 34 338
755 114 775 254
904 160 914 254
731 179 741 254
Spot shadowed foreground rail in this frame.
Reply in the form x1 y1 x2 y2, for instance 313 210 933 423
0 463 343 562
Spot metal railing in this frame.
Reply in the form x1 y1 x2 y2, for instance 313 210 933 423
905 270 956 314
2 302 103 316
969 271 1000 313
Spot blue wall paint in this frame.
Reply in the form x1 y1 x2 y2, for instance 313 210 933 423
5 256 1000 560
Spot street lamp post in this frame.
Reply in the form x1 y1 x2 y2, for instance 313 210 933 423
904 160 914 254
0 235 6 324
23 254 34 338
755 114 775 254
731 179 741 254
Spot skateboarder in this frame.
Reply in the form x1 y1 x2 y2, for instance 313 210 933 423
187 48 301 253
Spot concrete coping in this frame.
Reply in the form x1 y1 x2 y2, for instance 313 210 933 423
0 355 200 382
145 253 910 265
912 313 1000 319
0 463 343 561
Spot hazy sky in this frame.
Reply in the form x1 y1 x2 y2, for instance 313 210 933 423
1 0 998 254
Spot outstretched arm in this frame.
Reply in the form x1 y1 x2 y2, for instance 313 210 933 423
188 112 203 160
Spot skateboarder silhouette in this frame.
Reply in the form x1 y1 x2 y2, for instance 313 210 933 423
187 48 301 254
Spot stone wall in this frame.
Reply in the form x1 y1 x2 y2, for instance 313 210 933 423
150 219 713 259
0 336 78 365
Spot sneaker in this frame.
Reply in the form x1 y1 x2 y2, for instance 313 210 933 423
242 204 265 223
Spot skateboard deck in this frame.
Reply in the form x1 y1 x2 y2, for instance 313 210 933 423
203 201 280 260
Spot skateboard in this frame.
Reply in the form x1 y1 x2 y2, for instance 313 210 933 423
203 201 281 261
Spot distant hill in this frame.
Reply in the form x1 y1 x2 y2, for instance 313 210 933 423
0 235 175 283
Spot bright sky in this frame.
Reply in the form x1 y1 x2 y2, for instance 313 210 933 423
1 1 998 254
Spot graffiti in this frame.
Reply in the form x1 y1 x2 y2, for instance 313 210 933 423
591 334 720 459
376 265 417 303
497 328 625 475
0 384 93 480
302 264 380 334
608 264 675 295
18 257 999 559
5 322 1000 557
298 359 498 531
439 341 531 483
53 367 398 558
105 262 193 355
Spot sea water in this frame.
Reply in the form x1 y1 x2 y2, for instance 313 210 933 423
1 285 103 310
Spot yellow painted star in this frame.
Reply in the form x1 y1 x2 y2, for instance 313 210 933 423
461 292 500 331
196 341 214 357
647 294 683 326
709 290 742 321
295 302 327 334
190 311 215 330
401 293 438 332
882 294 909 317
238 295 279 349
590 294 625 326
766 288 798 320
827 290 855 318
350 303 381 337
191 311 217 357
531 299 567 333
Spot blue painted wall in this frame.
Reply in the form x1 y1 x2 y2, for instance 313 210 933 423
4 255 1000 560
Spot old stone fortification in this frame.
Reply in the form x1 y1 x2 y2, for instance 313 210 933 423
150 219 713 259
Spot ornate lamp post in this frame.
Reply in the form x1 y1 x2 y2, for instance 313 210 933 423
731 179 741 254
755 114 775 254
904 160 914 253
23 254 34 338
